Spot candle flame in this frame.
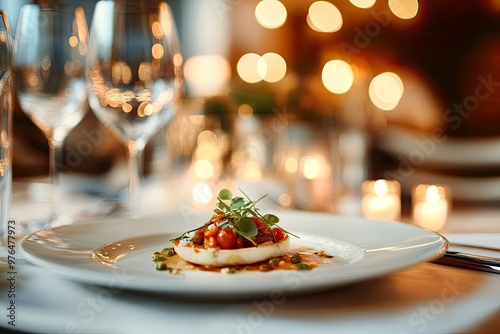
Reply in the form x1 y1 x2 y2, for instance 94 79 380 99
374 180 388 197
425 185 440 203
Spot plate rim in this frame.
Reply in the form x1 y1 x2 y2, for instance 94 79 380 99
19 211 448 298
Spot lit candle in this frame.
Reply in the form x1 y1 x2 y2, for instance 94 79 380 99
412 184 451 231
302 154 333 211
361 180 401 221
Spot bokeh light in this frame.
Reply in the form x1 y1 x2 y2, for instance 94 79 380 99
260 52 287 82
349 0 377 9
278 193 293 208
369 72 404 110
184 55 231 97
301 154 330 180
240 160 263 181
426 185 440 203
307 1 343 33
194 159 214 179
237 52 287 83
238 104 254 118
322 60 354 94
374 179 388 197
284 156 299 173
237 53 263 83
255 0 287 29
389 0 419 19
151 43 164 59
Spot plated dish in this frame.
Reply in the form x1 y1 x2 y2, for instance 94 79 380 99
20 210 448 298
167 189 294 269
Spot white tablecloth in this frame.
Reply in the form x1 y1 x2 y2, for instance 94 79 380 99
1 180 499 333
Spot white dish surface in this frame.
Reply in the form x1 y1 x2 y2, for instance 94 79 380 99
20 211 448 298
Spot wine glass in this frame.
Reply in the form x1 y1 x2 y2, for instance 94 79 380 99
86 0 183 218
0 10 12 241
12 5 89 227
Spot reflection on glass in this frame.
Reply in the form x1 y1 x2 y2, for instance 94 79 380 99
13 5 89 227
87 0 183 218
0 10 12 240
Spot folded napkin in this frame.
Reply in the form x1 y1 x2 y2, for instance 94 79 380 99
444 233 500 258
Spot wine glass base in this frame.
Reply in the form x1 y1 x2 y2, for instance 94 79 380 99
18 214 73 235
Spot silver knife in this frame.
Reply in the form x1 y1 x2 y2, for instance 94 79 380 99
434 250 500 274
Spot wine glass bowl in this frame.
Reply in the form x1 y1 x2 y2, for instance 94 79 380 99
12 4 89 227
87 0 183 218
14 6 88 144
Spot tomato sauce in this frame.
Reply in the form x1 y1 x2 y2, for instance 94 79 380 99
153 247 334 274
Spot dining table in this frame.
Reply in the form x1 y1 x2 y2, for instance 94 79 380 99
1 176 499 334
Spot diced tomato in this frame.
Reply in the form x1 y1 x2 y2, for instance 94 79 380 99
204 224 220 238
252 218 270 234
217 227 237 249
251 218 265 228
272 227 285 241
205 236 218 248
234 236 244 249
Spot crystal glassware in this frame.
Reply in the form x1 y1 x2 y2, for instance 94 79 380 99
86 0 183 218
0 10 12 241
12 4 89 227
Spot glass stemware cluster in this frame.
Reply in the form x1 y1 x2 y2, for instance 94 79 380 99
87 0 183 218
11 0 183 225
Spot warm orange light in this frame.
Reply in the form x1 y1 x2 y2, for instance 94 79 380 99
374 179 389 197
284 157 299 173
194 159 214 179
138 62 152 82
349 0 376 9
151 21 163 39
240 160 263 181
75 7 88 55
389 0 419 19
69 36 78 48
159 2 173 35
255 0 287 29
122 103 132 113
260 53 287 82
237 52 287 84
301 155 330 180
238 104 254 118
322 60 354 94
369 72 404 110
308 1 342 33
151 43 164 59
237 53 263 83
184 55 231 97
197 130 218 147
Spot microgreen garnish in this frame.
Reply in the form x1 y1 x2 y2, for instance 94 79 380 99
169 188 296 244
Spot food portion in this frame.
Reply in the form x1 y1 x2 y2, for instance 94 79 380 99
173 234 290 267
153 189 334 274
170 189 291 267
153 246 334 274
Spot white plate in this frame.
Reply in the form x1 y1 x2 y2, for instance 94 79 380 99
20 211 448 299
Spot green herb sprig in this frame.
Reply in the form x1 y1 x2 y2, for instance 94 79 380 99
170 189 295 245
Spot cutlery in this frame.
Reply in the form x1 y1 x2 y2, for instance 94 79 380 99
434 250 500 274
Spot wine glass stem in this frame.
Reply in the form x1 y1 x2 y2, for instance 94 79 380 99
49 137 63 222
127 140 143 219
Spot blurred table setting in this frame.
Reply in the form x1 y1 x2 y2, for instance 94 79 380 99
1 0 500 333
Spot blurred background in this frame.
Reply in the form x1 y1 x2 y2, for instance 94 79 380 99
2 0 500 214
